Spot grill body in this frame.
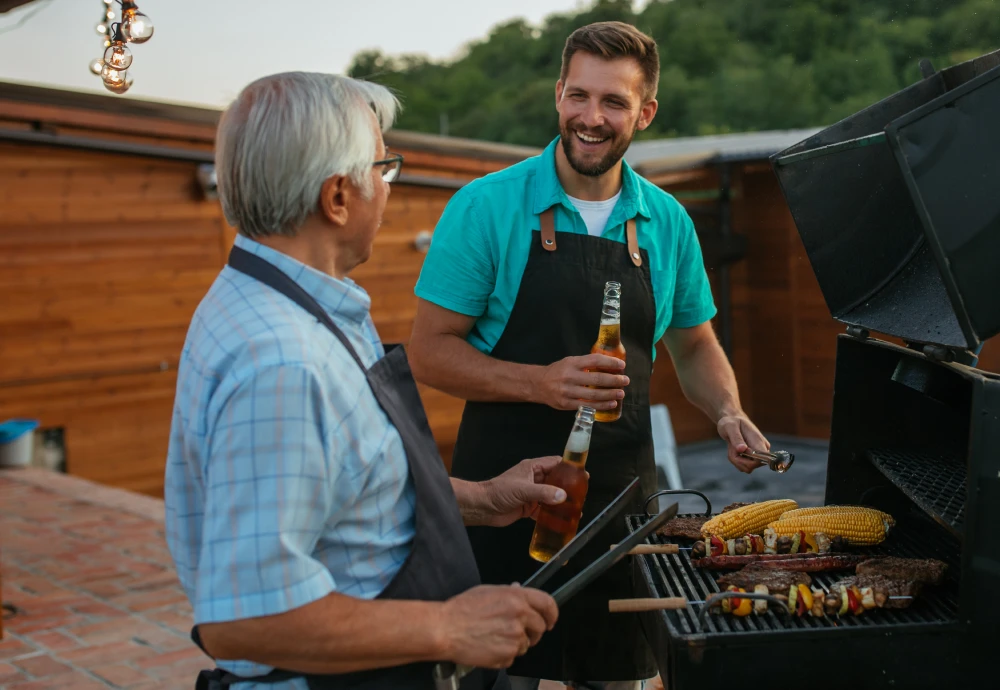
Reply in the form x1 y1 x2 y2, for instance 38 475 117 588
631 337 1000 689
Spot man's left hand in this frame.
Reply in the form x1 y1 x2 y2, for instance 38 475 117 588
480 456 574 527
717 412 770 474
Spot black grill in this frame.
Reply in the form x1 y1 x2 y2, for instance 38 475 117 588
867 449 966 537
627 513 961 641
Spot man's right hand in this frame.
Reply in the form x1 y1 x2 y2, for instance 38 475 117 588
536 354 629 411
437 585 559 669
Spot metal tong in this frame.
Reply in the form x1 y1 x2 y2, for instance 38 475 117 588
432 479 680 690
740 448 795 473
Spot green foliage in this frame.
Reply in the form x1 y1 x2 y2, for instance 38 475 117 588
347 0 999 146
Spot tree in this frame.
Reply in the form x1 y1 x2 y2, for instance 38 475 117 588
351 0 999 146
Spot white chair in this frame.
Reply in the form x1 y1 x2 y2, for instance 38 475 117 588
651 404 682 490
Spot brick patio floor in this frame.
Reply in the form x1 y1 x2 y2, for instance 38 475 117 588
0 468 655 690
1 468 201 689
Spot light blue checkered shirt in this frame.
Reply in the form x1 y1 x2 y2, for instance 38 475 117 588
164 235 417 688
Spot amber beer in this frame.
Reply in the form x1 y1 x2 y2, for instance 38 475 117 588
590 281 626 422
528 406 595 563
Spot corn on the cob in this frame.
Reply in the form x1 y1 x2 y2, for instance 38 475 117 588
777 505 896 527
767 511 891 546
700 499 798 539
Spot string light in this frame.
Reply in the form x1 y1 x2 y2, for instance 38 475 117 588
121 0 154 44
87 0 155 95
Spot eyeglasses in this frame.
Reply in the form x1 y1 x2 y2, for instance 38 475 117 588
373 153 404 183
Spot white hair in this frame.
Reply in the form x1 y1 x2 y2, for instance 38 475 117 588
215 72 399 239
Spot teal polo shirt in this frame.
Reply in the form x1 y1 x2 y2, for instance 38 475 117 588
413 137 717 361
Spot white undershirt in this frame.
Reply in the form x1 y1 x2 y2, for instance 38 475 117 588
566 190 622 238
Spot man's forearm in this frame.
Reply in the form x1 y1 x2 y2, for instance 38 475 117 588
198 593 448 675
409 331 542 403
669 334 743 424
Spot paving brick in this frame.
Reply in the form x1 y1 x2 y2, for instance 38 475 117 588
128 626 191 652
13 653 75 677
27 630 83 652
91 662 153 687
0 662 27 685
135 646 204 669
70 601 129 619
6 671 100 689
0 637 39 662
5 612 88 634
146 655 208 681
61 641 158 669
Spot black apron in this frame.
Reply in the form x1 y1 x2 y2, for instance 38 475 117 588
449 208 658 682
191 245 509 690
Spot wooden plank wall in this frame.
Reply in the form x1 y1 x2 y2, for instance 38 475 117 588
0 142 229 496
0 134 514 492
2 132 997 495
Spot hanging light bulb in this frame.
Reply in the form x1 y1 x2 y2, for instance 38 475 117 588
103 0 113 5
89 57 105 75
96 22 108 35
103 41 133 70
106 9 115 20
101 64 133 93
121 2 154 44
104 71 134 94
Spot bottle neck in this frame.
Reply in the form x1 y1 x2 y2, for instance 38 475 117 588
563 425 592 467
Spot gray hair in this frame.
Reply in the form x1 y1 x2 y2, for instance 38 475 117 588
215 72 399 239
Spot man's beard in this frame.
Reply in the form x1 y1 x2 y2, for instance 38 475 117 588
559 121 637 177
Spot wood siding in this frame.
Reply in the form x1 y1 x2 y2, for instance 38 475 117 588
2 89 997 494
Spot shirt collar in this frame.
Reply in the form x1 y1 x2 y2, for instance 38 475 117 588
231 234 372 327
532 136 651 222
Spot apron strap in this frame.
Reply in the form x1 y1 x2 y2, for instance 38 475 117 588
538 208 642 267
540 208 557 252
625 218 642 267
227 245 368 372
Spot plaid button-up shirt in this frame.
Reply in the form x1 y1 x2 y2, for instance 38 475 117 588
164 234 416 687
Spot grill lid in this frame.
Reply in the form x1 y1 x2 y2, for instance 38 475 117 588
771 49 1000 354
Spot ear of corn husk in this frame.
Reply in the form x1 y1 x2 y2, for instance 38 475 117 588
700 499 798 539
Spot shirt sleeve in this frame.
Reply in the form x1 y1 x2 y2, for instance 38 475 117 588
669 212 718 329
193 364 338 624
414 185 496 317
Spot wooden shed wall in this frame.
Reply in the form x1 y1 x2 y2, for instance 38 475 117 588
2 92 997 494
0 126 511 494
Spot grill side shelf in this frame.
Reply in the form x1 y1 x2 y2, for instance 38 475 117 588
867 449 966 539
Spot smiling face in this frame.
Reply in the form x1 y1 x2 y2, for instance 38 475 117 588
556 51 658 178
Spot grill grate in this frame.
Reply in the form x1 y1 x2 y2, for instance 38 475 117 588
868 448 966 537
627 512 961 641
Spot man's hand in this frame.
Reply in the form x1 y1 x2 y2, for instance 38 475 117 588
436 585 559 669
536 354 628 412
480 456 579 527
717 412 770 474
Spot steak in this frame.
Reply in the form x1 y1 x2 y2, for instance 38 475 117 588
835 574 924 609
856 557 948 586
717 565 811 593
657 517 709 540
722 502 752 512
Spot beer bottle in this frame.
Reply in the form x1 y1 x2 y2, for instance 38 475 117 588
528 406 595 563
590 280 626 422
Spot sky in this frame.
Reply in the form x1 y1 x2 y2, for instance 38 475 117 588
0 0 631 109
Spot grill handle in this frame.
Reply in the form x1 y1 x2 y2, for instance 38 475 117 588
644 489 712 516
697 592 791 629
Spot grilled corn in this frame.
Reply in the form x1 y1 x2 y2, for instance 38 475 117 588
777 505 896 527
767 510 891 546
700 499 798 539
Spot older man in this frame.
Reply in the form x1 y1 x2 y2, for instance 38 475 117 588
164 72 563 690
